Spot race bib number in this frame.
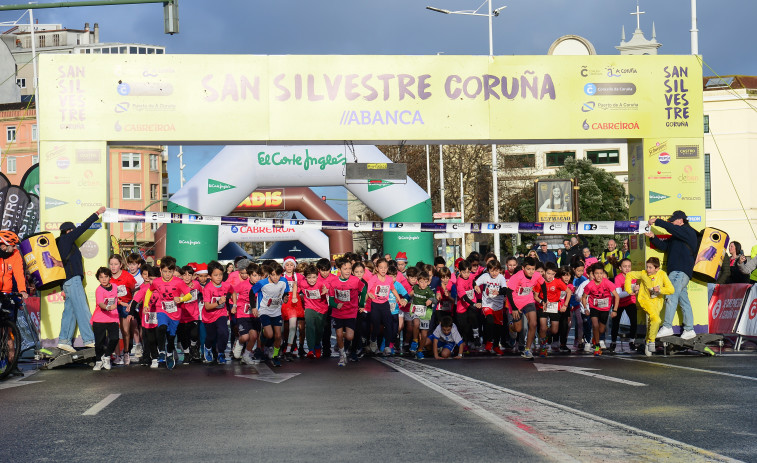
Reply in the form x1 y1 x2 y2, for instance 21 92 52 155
419 319 430 331
545 302 559 313
243 303 252 315
413 305 427 317
376 285 390 298
211 296 224 305
518 286 532 296
117 285 127 297
594 297 610 309
465 289 475 300
145 311 157 325
487 285 500 296
336 289 350 302
163 300 177 313
189 289 198 303
560 291 567 301
269 297 282 306
306 289 321 299
389 302 397 311
104 297 116 309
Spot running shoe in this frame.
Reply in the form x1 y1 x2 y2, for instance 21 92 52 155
57 343 76 353
539 348 548 358
306 350 316 359
93 360 103 371
190 344 201 361
166 352 176 370
203 347 214 363
217 353 227 364
102 355 112 370
628 341 637 351
150 359 159 369
521 349 534 360
369 341 379 354
681 330 696 341
409 341 418 354
599 340 606 349
182 351 191 364
656 326 674 338
492 346 504 356
416 351 425 360
349 351 359 362
314 348 322 359
338 354 347 367
158 352 166 364
383 346 392 356
113 355 124 365
134 343 144 357
123 353 130 366
594 346 602 357
299 346 306 358
241 351 255 365
608 343 617 353
583 343 593 353
232 341 243 359
645 342 655 357
272 356 282 367
559 345 572 354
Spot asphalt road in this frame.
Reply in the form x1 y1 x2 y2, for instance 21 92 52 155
1 350 756 462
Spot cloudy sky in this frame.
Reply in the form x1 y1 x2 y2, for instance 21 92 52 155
2 0 753 75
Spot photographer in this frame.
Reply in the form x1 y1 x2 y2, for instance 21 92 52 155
600 239 623 279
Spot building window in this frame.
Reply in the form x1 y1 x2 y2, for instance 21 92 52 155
150 184 159 200
122 183 142 200
6 126 16 142
504 153 536 169
149 154 159 171
150 222 160 232
121 152 141 169
32 155 39 165
38 35 45 47
586 149 620 165
704 153 711 209
16 78 26 88
31 124 37 141
53 34 60 46
704 115 709 134
123 222 144 233
7 157 16 174
162 183 169 200
545 151 574 167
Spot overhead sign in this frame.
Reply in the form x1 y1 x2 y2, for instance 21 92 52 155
235 189 286 211
38 54 703 142
345 163 407 183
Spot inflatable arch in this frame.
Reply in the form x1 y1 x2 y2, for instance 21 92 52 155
166 145 432 265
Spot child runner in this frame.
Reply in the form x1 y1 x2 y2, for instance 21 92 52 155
428 315 464 359
202 261 235 364
624 257 674 356
300 265 329 359
475 259 508 356
108 255 136 366
433 266 454 334
177 265 203 364
507 257 546 360
611 258 639 352
328 257 367 366
570 262 589 351
535 262 572 358
581 263 620 356
557 266 575 353
410 271 436 359
281 256 306 359
454 260 478 354
139 266 161 368
92 267 120 371
351 262 370 359
125 253 144 358
402 267 420 354
316 258 335 359
367 258 406 356
146 256 192 370
251 264 290 367
234 263 262 364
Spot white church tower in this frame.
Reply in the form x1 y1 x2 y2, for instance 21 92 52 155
615 1 662 55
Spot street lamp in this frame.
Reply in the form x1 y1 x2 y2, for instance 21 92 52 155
426 1 506 258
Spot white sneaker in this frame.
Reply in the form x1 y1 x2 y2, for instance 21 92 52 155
113 355 124 365
134 344 144 357
656 326 674 338
584 343 593 353
102 356 112 370
57 343 76 353
680 330 697 340
338 354 347 367
599 340 606 349
370 341 378 353
123 353 130 366
93 361 103 371
232 340 244 359
241 351 255 365
150 359 159 368
645 342 655 357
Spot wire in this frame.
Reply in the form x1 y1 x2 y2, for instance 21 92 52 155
697 56 757 114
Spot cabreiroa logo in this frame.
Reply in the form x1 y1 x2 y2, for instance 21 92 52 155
649 191 669 203
208 179 236 194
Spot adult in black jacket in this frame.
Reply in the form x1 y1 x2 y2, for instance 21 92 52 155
56 207 106 353
645 210 698 341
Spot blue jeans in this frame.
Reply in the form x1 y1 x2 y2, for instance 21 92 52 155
662 271 694 331
58 276 95 346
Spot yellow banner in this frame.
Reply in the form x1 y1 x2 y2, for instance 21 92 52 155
38 54 703 142
39 141 108 341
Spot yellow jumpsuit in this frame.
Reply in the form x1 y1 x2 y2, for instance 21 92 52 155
624 270 674 343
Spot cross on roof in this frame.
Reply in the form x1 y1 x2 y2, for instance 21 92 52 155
631 1 645 30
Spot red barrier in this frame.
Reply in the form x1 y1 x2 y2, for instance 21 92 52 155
708 284 751 334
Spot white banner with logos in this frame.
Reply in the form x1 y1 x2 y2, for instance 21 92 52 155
735 284 757 337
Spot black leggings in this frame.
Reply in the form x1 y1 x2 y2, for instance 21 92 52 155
558 309 571 347
93 322 119 359
611 303 638 343
455 308 478 343
157 325 176 354
484 314 503 346
370 301 394 345
204 316 229 353
142 327 158 361
177 320 200 351
353 311 370 352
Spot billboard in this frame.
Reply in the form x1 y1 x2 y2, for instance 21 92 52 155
535 179 575 223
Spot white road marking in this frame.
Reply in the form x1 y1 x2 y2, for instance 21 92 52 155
0 369 42 390
618 357 757 382
378 357 739 463
533 362 647 386
236 362 300 384
82 393 121 416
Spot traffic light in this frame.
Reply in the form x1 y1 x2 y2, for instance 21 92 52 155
164 0 179 35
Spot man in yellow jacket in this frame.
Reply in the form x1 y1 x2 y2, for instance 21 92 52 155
624 257 675 356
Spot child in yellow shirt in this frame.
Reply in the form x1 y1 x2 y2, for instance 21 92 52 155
624 257 674 356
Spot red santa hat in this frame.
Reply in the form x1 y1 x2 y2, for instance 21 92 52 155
454 258 464 269
395 251 408 262
195 263 208 275
283 256 297 267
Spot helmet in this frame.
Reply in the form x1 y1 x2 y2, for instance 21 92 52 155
0 230 19 246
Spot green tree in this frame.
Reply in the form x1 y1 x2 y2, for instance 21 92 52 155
509 157 628 254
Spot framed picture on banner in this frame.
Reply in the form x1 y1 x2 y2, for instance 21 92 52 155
535 179 576 223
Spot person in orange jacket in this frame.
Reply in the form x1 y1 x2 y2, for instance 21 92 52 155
0 230 28 308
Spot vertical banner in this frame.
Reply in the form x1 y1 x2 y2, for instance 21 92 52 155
708 284 751 334
643 137 707 330
535 179 574 223
39 141 108 344
735 284 757 337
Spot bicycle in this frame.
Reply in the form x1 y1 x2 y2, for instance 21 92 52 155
0 306 21 380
